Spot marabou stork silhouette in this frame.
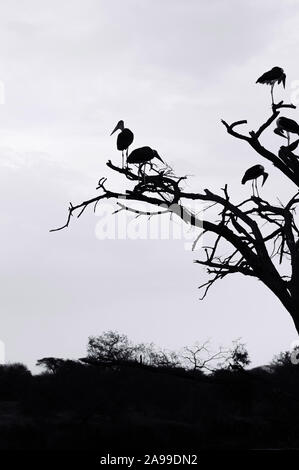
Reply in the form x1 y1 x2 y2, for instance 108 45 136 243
274 116 299 145
256 66 286 104
110 120 134 168
279 139 299 165
127 146 164 178
241 164 268 197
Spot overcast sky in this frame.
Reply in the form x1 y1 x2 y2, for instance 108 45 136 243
1 0 299 372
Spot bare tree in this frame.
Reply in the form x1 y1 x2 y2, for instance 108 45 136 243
52 79 299 335
181 340 229 373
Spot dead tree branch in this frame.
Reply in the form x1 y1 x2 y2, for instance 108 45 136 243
52 91 299 334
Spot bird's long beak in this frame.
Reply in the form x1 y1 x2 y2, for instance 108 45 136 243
282 74 286 89
274 127 286 138
289 138 299 151
110 122 121 136
262 172 269 186
154 151 164 164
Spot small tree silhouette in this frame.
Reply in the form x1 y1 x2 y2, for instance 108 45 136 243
86 330 139 364
228 340 251 371
36 357 81 373
52 73 299 335
36 357 66 373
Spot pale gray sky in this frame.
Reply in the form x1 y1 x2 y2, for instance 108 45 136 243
1 0 299 371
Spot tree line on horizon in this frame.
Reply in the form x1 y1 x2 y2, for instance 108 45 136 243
0 330 298 450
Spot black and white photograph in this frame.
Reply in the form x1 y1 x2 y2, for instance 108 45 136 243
1 0 299 462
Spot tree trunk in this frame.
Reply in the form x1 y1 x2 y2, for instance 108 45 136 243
262 274 299 335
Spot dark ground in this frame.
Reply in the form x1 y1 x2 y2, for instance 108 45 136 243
0 360 298 452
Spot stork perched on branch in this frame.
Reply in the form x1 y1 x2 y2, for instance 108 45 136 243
110 120 134 168
256 66 286 104
274 116 299 145
241 164 268 197
127 146 164 178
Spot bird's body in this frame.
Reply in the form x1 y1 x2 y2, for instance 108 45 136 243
241 164 268 197
256 66 286 104
110 120 134 167
127 146 164 165
274 116 299 144
127 146 164 180
276 116 299 135
256 67 286 86
241 164 265 184
116 128 134 151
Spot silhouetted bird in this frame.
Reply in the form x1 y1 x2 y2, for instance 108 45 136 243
241 164 268 197
274 116 299 144
127 146 163 164
279 139 299 163
127 146 162 167
256 66 286 104
127 146 164 179
110 120 134 168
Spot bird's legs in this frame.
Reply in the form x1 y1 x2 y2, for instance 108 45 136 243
252 180 255 197
287 132 290 146
122 151 124 169
255 179 260 198
136 162 152 181
138 162 146 182
270 83 274 105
